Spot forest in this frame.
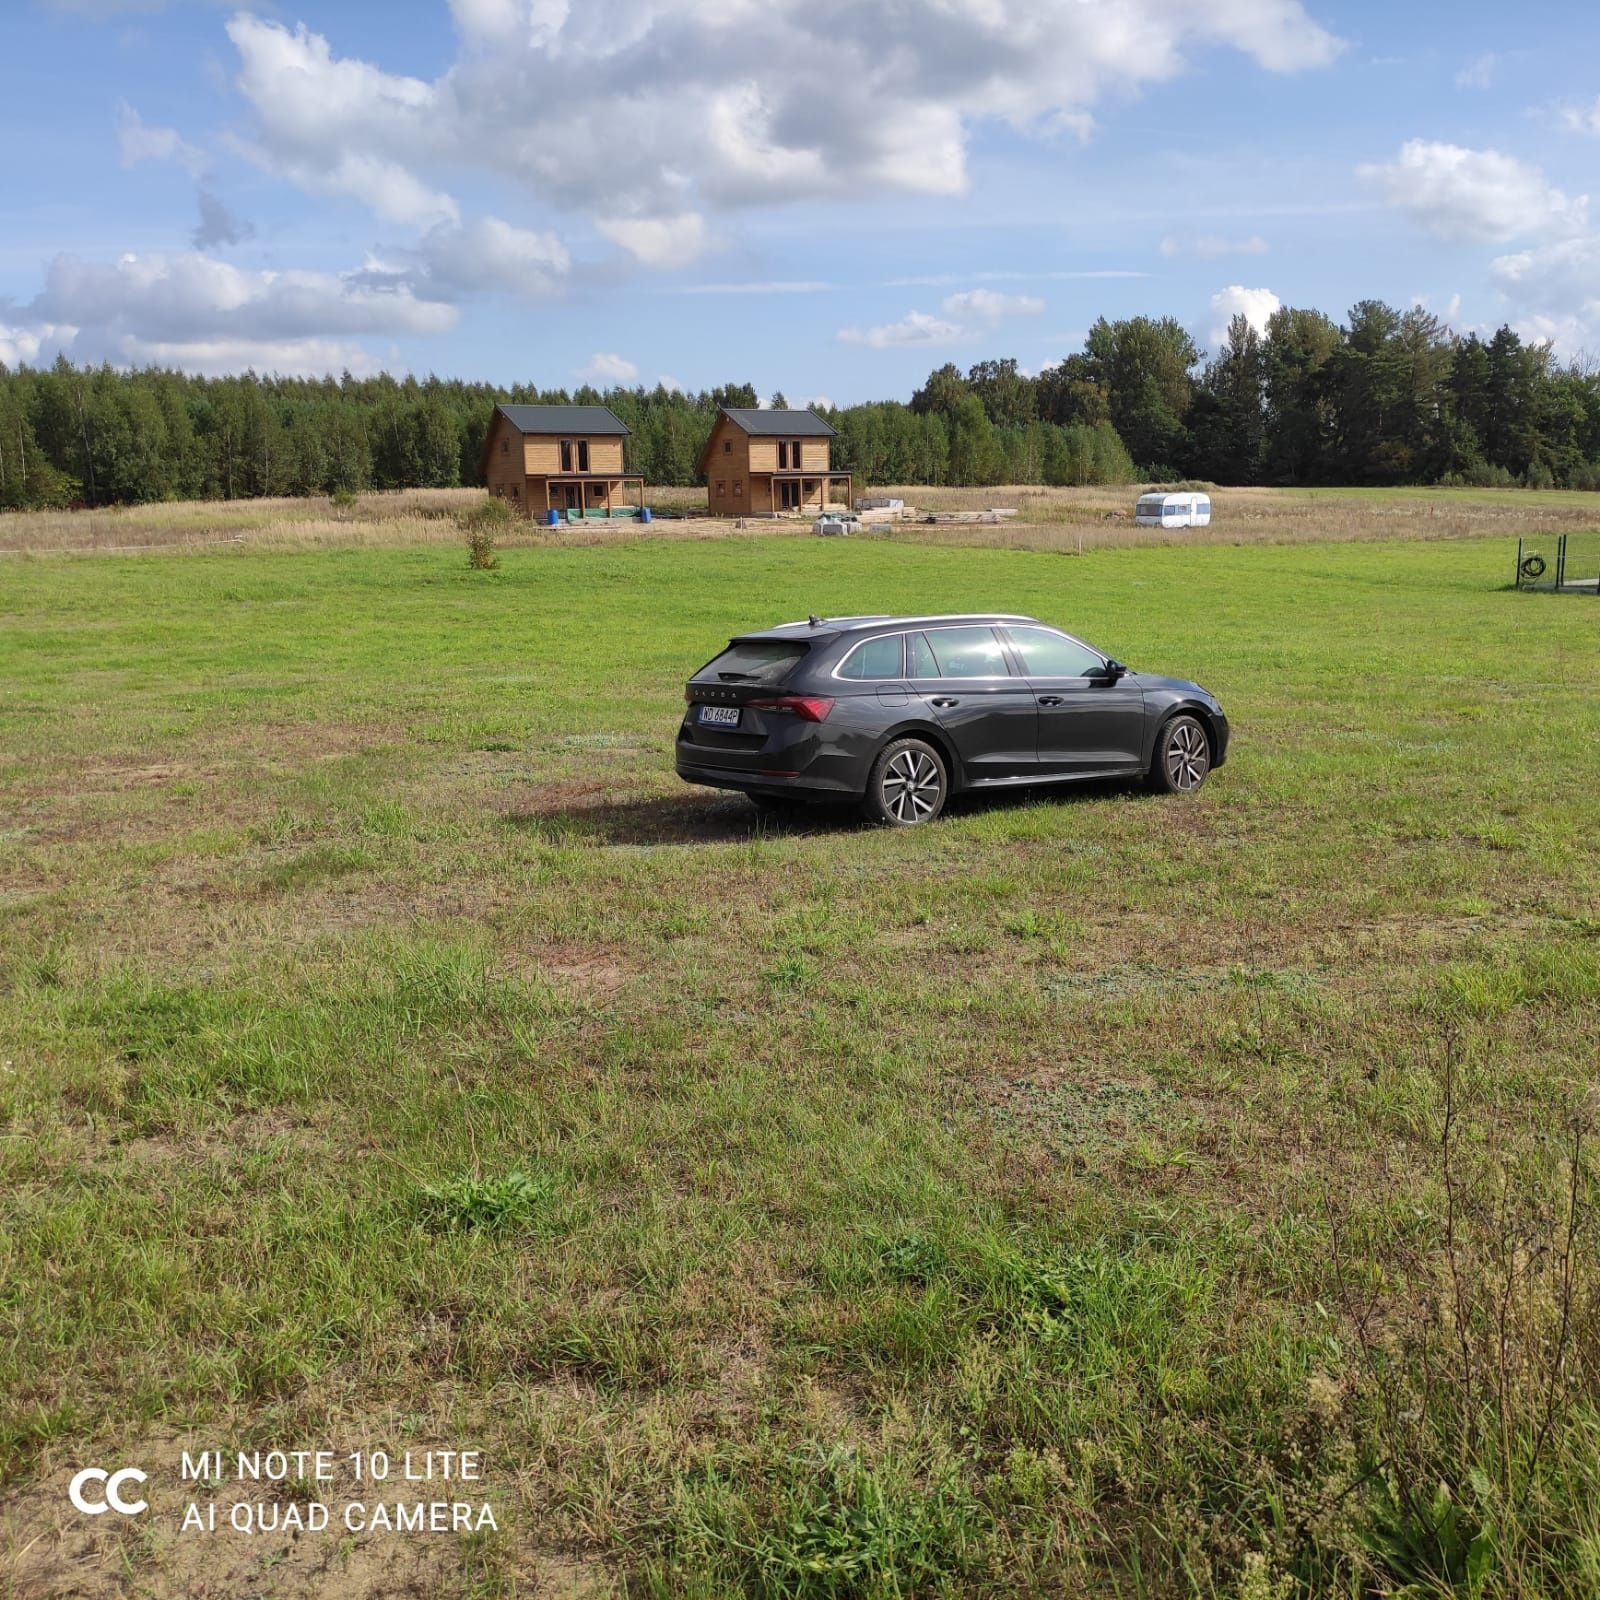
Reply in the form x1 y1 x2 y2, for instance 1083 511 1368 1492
2 299 1598 510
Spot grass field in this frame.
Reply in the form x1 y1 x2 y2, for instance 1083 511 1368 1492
2 521 1599 1597
4 481 1596 562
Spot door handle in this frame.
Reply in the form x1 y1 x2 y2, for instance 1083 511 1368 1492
1037 695 1065 707
929 697 959 708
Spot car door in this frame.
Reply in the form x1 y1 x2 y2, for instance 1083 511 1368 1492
1003 625 1146 775
908 626 1037 782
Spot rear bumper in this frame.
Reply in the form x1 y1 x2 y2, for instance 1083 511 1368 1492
675 757 857 798
675 705 876 798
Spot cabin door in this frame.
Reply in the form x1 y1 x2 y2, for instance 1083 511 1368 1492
779 481 801 511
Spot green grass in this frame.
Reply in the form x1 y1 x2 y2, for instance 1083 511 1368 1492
1 532 1598 1597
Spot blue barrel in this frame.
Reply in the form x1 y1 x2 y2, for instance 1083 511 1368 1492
640 507 653 524
546 509 560 526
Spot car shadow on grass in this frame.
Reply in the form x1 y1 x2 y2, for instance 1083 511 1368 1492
501 790 856 846
504 778 1153 847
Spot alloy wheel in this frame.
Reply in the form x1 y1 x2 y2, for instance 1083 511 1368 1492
1165 720 1209 792
881 748 943 823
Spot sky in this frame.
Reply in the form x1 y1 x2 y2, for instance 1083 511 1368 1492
1 0 1597 404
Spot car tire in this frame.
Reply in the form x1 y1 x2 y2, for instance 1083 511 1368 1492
1150 714 1211 795
862 737 948 826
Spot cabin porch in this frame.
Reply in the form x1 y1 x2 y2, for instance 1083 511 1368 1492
763 472 854 515
530 474 649 519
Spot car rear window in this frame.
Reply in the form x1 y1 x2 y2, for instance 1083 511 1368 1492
836 634 903 680
692 640 808 684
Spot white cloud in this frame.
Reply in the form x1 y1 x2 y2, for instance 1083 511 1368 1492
0 321 75 368
657 374 683 393
941 288 1044 320
219 5 1341 271
415 216 569 295
224 17 458 228
594 213 711 268
1455 52 1497 90
1492 236 1600 303
842 281 1048 349
1558 97 1600 137
15 250 455 374
1358 140 1588 243
118 105 207 178
1491 236 1600 352
573 351 639 384
838 310 967 349
1412 291 1463 323
111 336 382 376
229 140 460 230
1208 284 1281 345
1161 233 1269 259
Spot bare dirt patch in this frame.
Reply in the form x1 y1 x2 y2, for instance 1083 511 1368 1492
501 941 636 1004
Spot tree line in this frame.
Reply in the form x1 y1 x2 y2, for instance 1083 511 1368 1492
2 299 1598 511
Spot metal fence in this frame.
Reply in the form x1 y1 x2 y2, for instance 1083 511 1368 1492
1515 533 1600 594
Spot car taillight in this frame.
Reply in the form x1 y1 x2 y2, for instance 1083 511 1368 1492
747 695 835 722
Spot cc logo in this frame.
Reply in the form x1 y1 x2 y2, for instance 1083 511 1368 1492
68 1467 148 1516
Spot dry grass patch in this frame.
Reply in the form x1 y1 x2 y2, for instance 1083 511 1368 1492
868 480 1599 555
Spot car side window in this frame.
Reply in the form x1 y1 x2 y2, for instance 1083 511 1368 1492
1007 627 1105 678
924 627 1012 678
907 632 939 678
837 634 904 680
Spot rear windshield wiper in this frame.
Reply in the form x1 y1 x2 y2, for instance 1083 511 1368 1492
717 671 758 681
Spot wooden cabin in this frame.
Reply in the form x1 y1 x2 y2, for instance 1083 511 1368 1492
697 407 851 517
480 404 646 520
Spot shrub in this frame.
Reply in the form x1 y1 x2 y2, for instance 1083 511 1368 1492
466 528 498 570
330 486 358 513
462 497 511 569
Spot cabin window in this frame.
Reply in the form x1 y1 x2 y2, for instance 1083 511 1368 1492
578 440 590 472
501 438 508 454
791 439 804 468
510 484 519 500
734 480 744 496
560 440 574 472
723 439 732 454
778 441 788 469
715 480 726 497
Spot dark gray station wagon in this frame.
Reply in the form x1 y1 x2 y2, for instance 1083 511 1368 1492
676 613 1230 825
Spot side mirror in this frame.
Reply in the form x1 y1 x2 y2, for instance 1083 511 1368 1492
1096 659 1128 681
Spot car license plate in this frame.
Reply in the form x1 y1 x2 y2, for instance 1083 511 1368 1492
698 705 741 728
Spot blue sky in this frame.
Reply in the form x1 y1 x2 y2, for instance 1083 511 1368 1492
2 0 1597 403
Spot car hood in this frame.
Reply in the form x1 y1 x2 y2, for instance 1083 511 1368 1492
1133 672 1220 704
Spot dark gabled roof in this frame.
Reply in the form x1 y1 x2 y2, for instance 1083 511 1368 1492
495 404 631 437
696 405 837 475
719 406 836 438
